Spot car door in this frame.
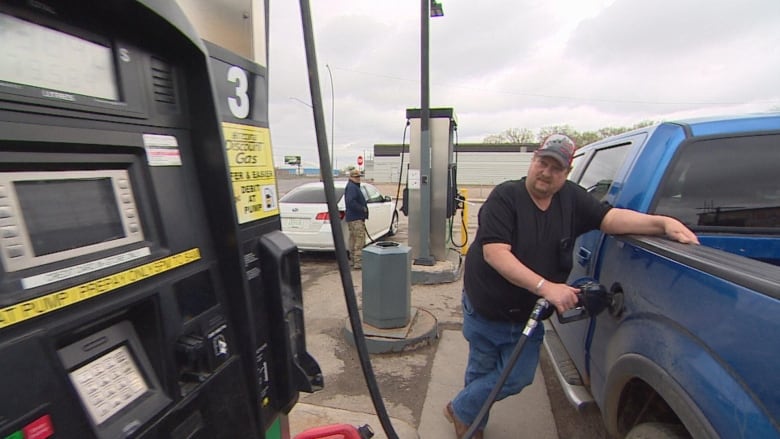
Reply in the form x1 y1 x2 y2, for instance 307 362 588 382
362 183 392 242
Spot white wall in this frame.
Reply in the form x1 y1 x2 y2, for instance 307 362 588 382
369 152 533 186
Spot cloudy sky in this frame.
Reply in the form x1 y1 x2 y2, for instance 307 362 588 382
267 0 780 169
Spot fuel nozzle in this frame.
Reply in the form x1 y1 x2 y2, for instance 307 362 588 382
454 192 466 210
577 281 609 314
532 279 611 323
557 279 610 323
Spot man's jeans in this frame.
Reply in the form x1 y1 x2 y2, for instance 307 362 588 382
451 293 545 430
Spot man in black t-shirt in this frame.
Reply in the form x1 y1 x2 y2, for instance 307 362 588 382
443 134 699 438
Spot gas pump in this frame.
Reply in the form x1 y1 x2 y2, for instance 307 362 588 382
203 40 323 435
404 108 458 262
0 1 316 438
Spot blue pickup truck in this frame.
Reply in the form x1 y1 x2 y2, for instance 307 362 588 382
543 113 780 438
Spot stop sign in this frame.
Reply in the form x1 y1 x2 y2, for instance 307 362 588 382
357 155 364 166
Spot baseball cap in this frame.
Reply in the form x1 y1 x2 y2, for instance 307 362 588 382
536 134 575 168
349 169 361 178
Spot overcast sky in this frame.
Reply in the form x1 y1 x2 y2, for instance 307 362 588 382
267 0 780 169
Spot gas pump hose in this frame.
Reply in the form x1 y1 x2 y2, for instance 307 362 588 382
299 1 399 437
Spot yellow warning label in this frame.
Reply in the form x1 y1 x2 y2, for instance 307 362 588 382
0 248 201 330
222 122 280 224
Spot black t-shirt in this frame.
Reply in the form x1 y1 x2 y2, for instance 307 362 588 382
464 178 611 322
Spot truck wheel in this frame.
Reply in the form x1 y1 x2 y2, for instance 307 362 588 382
626 422 689 439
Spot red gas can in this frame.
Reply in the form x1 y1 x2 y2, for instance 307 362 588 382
293 423 374 439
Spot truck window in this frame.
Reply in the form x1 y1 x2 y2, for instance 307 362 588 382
576 144 631 201
569 153 587 179
653 134 780 230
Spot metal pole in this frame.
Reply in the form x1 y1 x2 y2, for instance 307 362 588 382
326 64 335 171
415 0 434 265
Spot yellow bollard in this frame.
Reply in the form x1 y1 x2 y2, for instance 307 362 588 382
460 188 469 255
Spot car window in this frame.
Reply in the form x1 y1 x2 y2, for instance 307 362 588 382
280 186 345 203
653 134 780 229
362 184 384 202
576 144 631 201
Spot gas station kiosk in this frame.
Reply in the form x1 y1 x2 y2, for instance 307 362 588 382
0 1 318 438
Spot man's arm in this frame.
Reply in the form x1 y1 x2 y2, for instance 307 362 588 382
600 208 699 244
483 243 580 313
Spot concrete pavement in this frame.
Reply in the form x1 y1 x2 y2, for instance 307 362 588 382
417 330 558 439
290 328 558 439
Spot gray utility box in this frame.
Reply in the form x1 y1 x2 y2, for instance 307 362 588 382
362 242 412 328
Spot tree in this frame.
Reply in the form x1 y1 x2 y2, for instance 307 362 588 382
536 125 579 143
484 121 658 149
483 128 535 144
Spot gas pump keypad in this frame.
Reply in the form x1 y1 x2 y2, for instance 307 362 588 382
69 345 149 425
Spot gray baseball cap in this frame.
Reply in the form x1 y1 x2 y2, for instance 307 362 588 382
536 134 575 167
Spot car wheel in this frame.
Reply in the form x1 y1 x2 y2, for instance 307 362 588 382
387 211 399 236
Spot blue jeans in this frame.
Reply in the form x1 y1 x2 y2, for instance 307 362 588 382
451 292 545 430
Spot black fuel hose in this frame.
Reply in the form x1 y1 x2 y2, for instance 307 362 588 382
298 1 399 438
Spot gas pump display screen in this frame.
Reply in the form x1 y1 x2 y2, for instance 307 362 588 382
0 169 144 273
0 12 118 100
16 178 124 256
69 345 150 425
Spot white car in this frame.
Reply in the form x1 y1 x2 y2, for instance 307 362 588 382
279 180 400 252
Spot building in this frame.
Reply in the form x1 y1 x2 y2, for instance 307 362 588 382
367 142 541 186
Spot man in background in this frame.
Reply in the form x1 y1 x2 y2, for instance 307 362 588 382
345 168 368 269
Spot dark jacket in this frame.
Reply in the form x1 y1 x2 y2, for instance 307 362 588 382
344 180 368 222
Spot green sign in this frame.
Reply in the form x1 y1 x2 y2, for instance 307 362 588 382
284 155 301 165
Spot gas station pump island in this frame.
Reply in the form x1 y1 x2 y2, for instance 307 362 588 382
0 1 319 438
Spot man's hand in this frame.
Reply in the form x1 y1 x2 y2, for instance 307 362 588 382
664 217 699 244
538 281 580 314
